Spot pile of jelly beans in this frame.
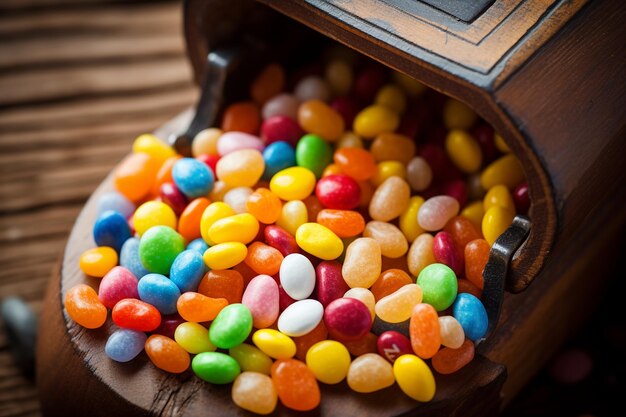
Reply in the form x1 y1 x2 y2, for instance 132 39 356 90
65 48 529 414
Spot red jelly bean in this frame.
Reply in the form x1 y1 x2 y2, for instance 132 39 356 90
377 330 413 363
316 261 349 308
330 96 360 127
432 339 475 374
471 124 498 165
513 182 530 215
151 313 185 339
196 154 219 175
315 174 361 210
324 298 371 342
442 179 468 208
278 284 297 312
353 65 386 102
264 225 299 257
260 115 303 146
159 182 188 216
112 298 161 332
433 231 464 277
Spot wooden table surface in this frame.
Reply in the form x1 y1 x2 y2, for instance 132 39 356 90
0 1 196 415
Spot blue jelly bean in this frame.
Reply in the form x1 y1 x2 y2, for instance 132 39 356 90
172 158 214 198
137 273 181 315
97 191 135 219
262 141 296 180
452 293 488 341
187 238 209 255
170 249 206 293
93 210 131 252
105 329 147 362
120 237 150 279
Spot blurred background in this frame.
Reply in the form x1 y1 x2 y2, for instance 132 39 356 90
0 0 623 416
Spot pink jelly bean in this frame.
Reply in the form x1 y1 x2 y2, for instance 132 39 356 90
330 96 360 127
262 93 300 120
98 266 139 309
315 174 361 210
316 261 350 308
418 195 460 231
260 115 303 146
159 182 188 216
324 298 371 342
242 274 279 328
217 132 265 156
441 179 468 208
264 225 299 257
376 330 413 363
151 313 185 339
433 231 464 277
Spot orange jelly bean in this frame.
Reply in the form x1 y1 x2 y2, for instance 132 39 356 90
342 332 378 356
245 242 284 276
432 339 475 374
176 292 228 323
246 188 282 224
150 155 180 196
271 358 321 411
358 180 374 207
251 63 285 105
409 303 441 359
145 334 190 374
297 100 345 141
444 216 482 252
64 284 107 329
370 132 416 165
370 269 413 301
464 239 490 290
333 148 377 181
178 197 211 242
316 209 365 238
293 320 328 361
221 101 261 134
113 152 160 202
197 269 244 304
303 195 324 222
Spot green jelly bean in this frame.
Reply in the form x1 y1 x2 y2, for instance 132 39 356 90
192 351 240 384
209 303 253 349
138 226 185 274
416 263 458 311
295 134 333 178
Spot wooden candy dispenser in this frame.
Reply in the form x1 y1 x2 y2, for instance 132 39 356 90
37 0 626 416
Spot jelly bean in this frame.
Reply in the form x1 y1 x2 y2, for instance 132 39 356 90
232 372 278 415
316 209 364 238
79 247 118 278
178 197 210 242
139 226 184 275
315 174 361 210
494 133 510 153
513 182 530 215
399 196 425 243
261 115 303 146
375 84 407 114
280 252 317 300
120 237 150 279
369 176 410 222
137 273 181 315
353 105 399 138
186 238 209 254
371 161 406 187
315 260 349 307
464 239 489 289
242 274 279 328
197 269 244 304
174 322 216 354
393 354 436 401
342 237 381 288
246 188 282 224
221 101 261 134
244 242 283 276
467 173 486 201
278 284 297 312
417 263 458 311
357 180 374 207
480 154 525 190
336 131 363 148
209 181 233 204
306 340 351 384
271 358 321 411
112 299 161 332
202 242 248 270
353 65 386 101
452 293 488 341
208 213 259 245
471 124 498 164
375 284 423 323
325 59 353 95
200 201 235 244
262 93 300 120
377 330 413 363
295 134 332 178
192 351 241 384
145 334 189 373
363 221 408 259
333 147 377 181
443 98 476 130
324 298 371 341
438 315 465 349
482 205 514 245
223 187 253 213
64 284 107 329
264 225 299 256
445 129 482 173
169 249 205 293
152 314 186 339
461 200 484 227
370 269 413 301
192 128 221 157
432 231 464 277
261 141 296 180
133 201 177 237
484 184 515 213
406 156 433 192
432 339 475 374
342 332 379 356
276 200 308 235
444 215 482 251
93 210 131 252
105 329 146 362
98 266 138 309
408 303 440 359
159 182 188 215
407 233 436 277
392 71 426 96
151 155 180 195
177 292 228 322
441 179 468 208
370 133 415 164
303 195 324 221
209 303 253 349
346 353 395 393
418 195 460 231
344 288 376 321
97 191 135 219
216 148 265 188
172 158 214 198
229 343 273 375
295 223 343 260
251 63 285 105
269 166 316 201
278 299 324 337
293 321 328 360
295 75 331 102
253 329 296 359
297 99 344 141
113 152 159 202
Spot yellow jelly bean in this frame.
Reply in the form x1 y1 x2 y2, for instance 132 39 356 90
445 129 482 173
407 233 436 277
192 128 222 157
399 196 425 243
392 71 426 97
342 237 382 288
480 154 525 190
232 372 277 415
353 105 400 139
483 184 516 213
443 98 476 130
276 200 308 236
229 343 273 375
295 223 344 260
306 340 351 384
133 201 177 236
494 133 511 153
174 322 216 354
200 202 235 244
269 167 316 201
337 132 363 149
461 200 484 228
216 149 265 188
371 161 406 187
347 353 395 393
482 205 514 245
252 329 296 359
203 242 247 270
208 213 259 245
375 284 423 323
344 288 376 322
393 354 436 402
132 133 176 165
375 84 406 114
79 247 118 277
